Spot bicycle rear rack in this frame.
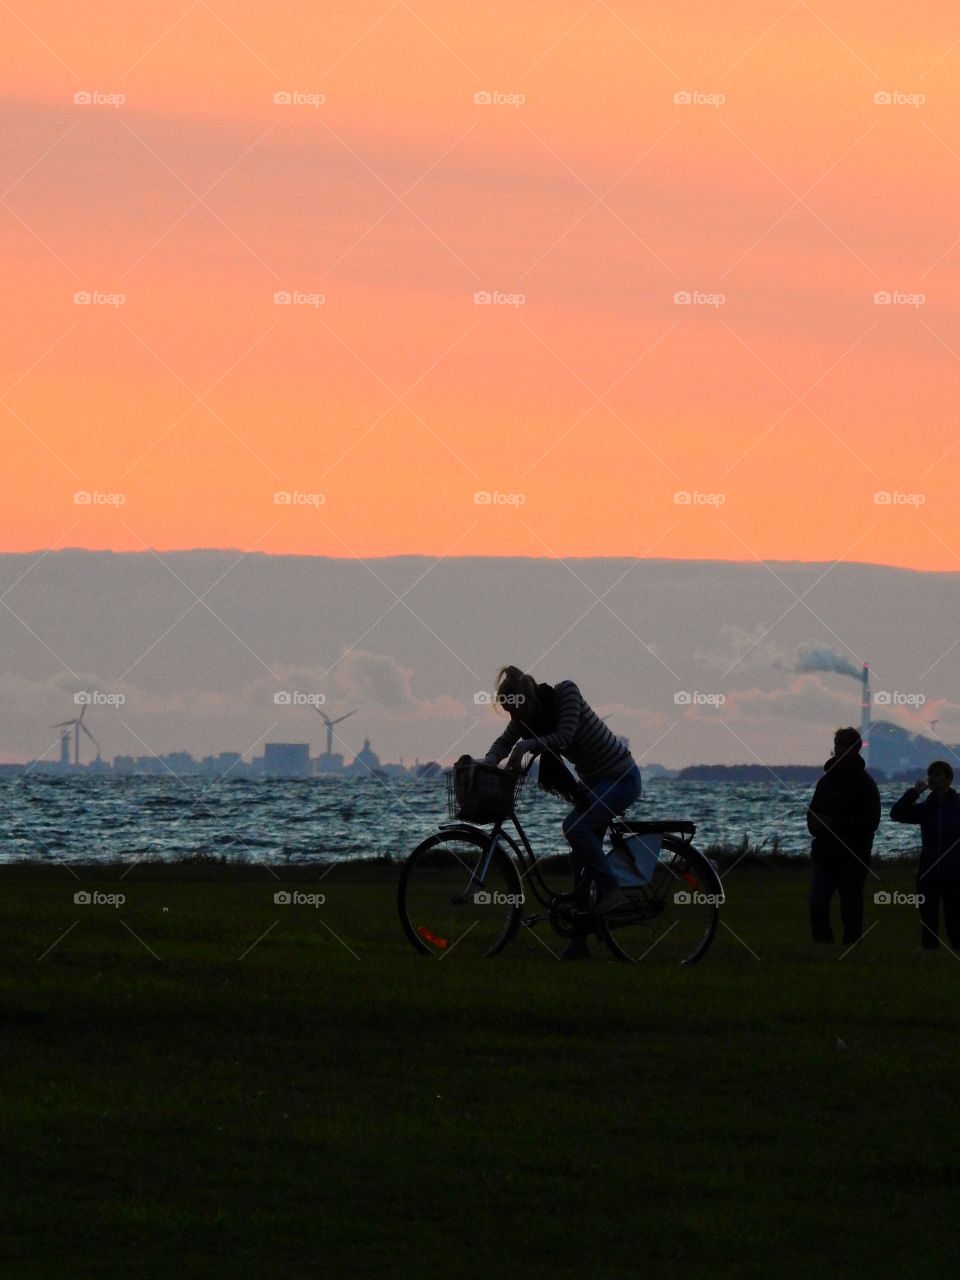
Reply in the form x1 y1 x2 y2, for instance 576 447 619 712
612 818 696 839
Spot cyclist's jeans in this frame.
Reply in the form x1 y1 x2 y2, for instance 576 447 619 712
562 764 642 901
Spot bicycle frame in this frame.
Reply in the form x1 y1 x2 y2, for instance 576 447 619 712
437 809 566 911
438 806 700 910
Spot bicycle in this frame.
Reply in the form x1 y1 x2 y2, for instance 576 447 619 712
397 758 723 963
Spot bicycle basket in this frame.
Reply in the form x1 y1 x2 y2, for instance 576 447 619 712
445 758 523 823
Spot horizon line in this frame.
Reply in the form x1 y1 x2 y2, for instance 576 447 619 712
0 548 953 575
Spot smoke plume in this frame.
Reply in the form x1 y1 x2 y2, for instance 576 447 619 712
795 646 862 681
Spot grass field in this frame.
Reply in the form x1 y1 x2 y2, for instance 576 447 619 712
1 857 957 1278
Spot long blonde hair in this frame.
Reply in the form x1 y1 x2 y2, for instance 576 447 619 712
494 665 541 718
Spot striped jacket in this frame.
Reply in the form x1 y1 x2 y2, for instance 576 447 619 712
484 679 635 783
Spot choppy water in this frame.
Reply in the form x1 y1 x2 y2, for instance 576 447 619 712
0 774 924 865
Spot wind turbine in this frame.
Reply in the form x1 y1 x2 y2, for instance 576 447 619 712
51 703 101 766
315 707 356 755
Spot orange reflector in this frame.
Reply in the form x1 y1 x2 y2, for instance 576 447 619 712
683 871 698 889
418 925 448 949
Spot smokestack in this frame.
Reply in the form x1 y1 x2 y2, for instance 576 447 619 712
860 664 870 765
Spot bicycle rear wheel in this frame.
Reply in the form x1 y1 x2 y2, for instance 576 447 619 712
598 837 722 964
398 828 523 958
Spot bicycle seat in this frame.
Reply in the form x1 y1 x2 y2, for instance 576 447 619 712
616 819 696 837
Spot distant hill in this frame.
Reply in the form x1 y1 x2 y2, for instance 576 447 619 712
680 721 960 783
868 721 960 780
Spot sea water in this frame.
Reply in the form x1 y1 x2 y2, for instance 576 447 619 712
0 773 925 865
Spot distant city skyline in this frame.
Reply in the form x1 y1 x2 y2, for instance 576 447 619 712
16 729 431 779
7 712 952 783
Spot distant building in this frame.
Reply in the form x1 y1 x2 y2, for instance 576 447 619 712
163 752 198 774
134 755 165 775
314 752 345 774
201 752 243 777
348 738 381 776
380 762 411 777
264 742 311 778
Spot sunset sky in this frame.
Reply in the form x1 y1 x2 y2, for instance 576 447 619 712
4 2 960 568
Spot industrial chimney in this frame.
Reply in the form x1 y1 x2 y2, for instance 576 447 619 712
860 664 870 766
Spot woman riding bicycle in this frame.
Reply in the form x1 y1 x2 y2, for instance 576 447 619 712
483 665 642 959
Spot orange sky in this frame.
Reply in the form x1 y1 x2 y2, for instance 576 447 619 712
3 1 960 567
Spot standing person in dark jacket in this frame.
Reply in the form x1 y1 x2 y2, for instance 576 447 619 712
807 727 881 945
890 760 960 950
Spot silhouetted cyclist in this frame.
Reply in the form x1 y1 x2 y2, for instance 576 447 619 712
484 665 641 960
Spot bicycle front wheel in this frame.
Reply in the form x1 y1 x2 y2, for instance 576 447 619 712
599 838 721 964
398 829 524 958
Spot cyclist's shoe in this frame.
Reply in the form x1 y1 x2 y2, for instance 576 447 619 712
593 888 628 915
560 937 591 960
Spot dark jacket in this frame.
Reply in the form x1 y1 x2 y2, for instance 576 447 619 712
890 786 960 876
807 755 881 868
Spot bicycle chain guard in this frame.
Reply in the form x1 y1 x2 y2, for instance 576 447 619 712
548 899 596 939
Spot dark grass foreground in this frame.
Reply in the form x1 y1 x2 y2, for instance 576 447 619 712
0 860 957 1279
